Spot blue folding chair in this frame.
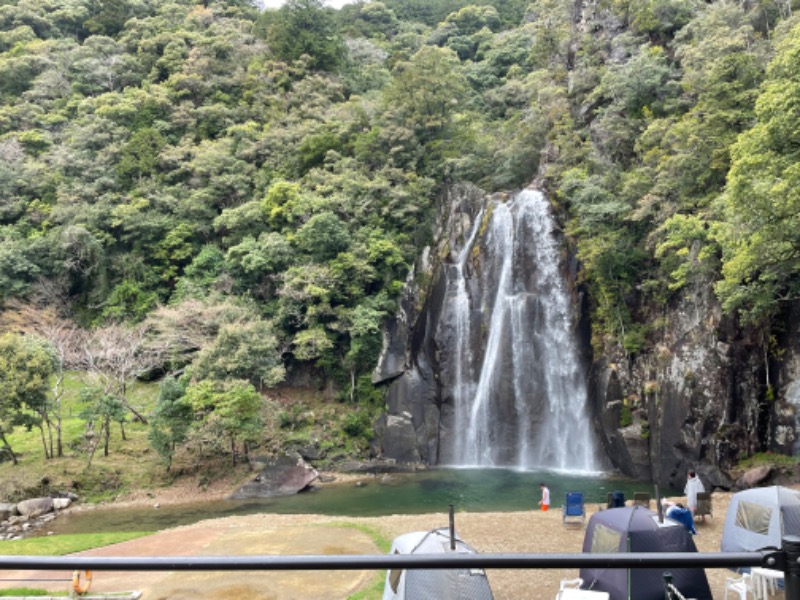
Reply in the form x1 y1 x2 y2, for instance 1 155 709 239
563 491 585 526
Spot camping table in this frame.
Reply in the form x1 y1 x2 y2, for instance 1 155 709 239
751 567 784 599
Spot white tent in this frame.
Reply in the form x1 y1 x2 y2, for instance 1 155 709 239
721 486 800 552
382 528 494 600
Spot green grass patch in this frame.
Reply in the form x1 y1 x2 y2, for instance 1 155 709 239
2 531 152 555
0 588 67 596
319 522 391 600
738 451 800 470
348 573 385 600
329 522 392 553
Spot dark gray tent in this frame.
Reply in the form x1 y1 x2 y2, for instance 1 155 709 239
721 485 800 552
579 506 711 600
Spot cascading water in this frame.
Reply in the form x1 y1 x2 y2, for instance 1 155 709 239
449 189 600 472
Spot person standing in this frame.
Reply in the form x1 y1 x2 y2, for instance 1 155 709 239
684 470 705 521
538 482 550 512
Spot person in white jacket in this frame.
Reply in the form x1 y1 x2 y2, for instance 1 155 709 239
684 470 705 521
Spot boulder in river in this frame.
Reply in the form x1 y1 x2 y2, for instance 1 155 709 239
16 497 54 518
229 453 318 499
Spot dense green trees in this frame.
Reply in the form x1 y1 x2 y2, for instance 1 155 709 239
1 0 799 468
261 0 346 72
716 21 800 324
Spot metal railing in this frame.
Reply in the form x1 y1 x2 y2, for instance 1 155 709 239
0 551 777 571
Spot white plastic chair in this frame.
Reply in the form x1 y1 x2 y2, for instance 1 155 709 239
556 578 610 600
752 566 783 598
724 573 756 600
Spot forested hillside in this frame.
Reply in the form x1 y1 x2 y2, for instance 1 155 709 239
1 0 799 481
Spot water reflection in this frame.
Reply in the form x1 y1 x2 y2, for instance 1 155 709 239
43 468 678 536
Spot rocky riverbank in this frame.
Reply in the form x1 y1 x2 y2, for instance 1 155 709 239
0 493 78 540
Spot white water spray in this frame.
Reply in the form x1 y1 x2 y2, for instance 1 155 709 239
449 190 600 472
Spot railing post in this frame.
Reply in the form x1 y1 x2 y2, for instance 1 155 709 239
783 535 800 600
449 504 456 551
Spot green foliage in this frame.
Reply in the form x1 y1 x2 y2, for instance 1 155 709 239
292 326 333 361
715 21 800 324
0 589 66 596
294 211 350 261
100 279 159 323
654 214 719 291
189 318 286 389
184 378 264 463
619 404 633 428
383 45 468 145
343 410 372 438
117 127 166 185
0 333 56 464
225 232 293 294
262 180 303 230
148 377 192 470
173 245 226 301
622 325 647 355
737 451 800 470
264 0 346 72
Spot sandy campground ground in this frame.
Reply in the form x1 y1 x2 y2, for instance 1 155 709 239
0 476 788 600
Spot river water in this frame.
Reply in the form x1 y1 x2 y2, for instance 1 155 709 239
43 468 678 536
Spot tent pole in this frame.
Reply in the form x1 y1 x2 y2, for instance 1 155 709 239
654 484 663 523
783 535 800 600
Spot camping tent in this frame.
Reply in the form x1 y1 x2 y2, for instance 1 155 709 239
721 485 800 553
579 506 711 600
382 528 494 600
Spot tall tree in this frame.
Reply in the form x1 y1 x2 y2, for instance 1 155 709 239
383 45 468 148
0 333 57 464
79 386 127 467
265 0 346 72
148 377 192 471
185 379 263 466
81 323 163 424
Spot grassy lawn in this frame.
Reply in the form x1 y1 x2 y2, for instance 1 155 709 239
1 531 153 556
0 589 68 596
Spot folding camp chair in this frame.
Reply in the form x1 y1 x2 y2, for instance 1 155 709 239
607 491 625 508
563 492 585 526
696 492 712 520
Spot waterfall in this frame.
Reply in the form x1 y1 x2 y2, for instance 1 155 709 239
448 189 600 472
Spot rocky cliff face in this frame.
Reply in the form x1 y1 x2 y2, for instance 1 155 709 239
592 281 800 489
372 183 486 465
373 183 800 488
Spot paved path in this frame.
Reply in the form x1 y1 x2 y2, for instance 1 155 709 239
0 518 380 600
